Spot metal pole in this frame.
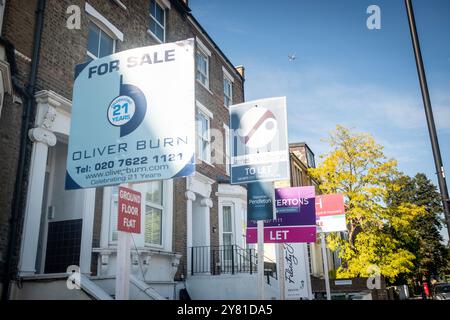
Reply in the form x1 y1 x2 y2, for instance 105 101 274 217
320 233 331 300
405 0 450 238
257 220 265 300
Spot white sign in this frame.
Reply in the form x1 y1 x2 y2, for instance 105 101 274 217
230 97 290 184
283 243 312 299
66 39 196 189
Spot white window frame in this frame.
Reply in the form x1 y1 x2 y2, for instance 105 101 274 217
85 3 123 60
196 101 213 165
196 37 212 91
0 0 6 35
148 0 169 43
86 22 117 60
103 181 171 250
144 181 164 248
223 124 230 175
222 66 234 108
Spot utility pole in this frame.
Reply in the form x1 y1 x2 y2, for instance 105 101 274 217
405 0 450 239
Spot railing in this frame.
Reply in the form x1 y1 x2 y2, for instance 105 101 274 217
190 245 277 284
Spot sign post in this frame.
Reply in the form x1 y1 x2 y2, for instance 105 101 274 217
315 193 346 301
257 220 265 300
115 185 141 300
230 97 290 301
320 232 331 300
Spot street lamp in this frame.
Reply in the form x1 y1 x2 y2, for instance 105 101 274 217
405 0 450 239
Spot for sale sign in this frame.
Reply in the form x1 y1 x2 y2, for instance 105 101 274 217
65 39 196 189
118 186 141 234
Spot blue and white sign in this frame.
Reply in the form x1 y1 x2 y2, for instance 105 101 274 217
247 182 275 221
66 39 196 189
230 97 290 184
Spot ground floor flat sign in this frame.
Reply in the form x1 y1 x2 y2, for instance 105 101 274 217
315 193 346 233
65 39 196 189
247 186 316 243
230 97 290 184
118 186 141 234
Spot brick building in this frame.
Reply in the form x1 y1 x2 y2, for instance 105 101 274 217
0 0 247 299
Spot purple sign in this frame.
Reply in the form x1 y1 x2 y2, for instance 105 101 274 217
247 186 316 243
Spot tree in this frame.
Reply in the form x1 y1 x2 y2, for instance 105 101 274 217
309 125 423 281
387 173 448 284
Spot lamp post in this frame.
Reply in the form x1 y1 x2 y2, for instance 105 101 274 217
405 0 450 239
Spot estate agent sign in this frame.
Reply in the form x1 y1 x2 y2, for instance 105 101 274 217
247 186 316 243
118 186 141 234
230 97 289 184
315 193 346 233
66 39 196 189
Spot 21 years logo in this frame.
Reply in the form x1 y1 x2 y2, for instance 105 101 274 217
107 75 147 137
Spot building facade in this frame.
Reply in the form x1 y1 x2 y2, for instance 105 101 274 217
0 0 247 300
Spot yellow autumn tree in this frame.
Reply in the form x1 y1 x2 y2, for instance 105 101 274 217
309 125 424 281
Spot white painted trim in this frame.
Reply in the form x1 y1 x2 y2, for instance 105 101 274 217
196 100 213 119
147 29 163 44
195 37 211 57
14 50 32 63
112 0 127 10
85 2 124 41
157 0 171 9
222 66 234 83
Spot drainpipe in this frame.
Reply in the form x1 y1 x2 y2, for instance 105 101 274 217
1 0 46 301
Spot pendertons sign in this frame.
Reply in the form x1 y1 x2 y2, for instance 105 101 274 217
65 39 196 189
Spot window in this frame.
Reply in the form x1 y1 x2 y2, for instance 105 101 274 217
149 0 165 43
87 22 115 60
196 50 209 88
222 206 233 246
109 186 119 242
145 180 163 246
306 148 316 168
224 124 230 175
223 77 232 107
222 205 234 265
108 181 164 246
222 67 234 107
196 110 211 163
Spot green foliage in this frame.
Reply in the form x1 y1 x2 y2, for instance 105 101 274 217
309 125 423 281
387 173 449 283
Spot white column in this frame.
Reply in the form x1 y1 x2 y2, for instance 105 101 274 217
185 191 196 276
200 197 213 274
18 128 56 275
80 188 96 275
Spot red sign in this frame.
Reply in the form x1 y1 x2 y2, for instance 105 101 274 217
315 194 345 216
118 186 141 234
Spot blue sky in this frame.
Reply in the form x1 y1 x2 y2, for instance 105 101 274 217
190 0 450 237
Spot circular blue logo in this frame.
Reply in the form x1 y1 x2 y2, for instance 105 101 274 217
107 95 136 126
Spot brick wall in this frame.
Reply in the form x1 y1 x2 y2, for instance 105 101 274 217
0 0 244 281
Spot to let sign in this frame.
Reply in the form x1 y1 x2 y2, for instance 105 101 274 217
247 186 316 243
118 186 141 234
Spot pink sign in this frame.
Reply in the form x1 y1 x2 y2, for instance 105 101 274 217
315 193 345 216
246 226 316 243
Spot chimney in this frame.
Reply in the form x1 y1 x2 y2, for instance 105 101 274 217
235 65 245 79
